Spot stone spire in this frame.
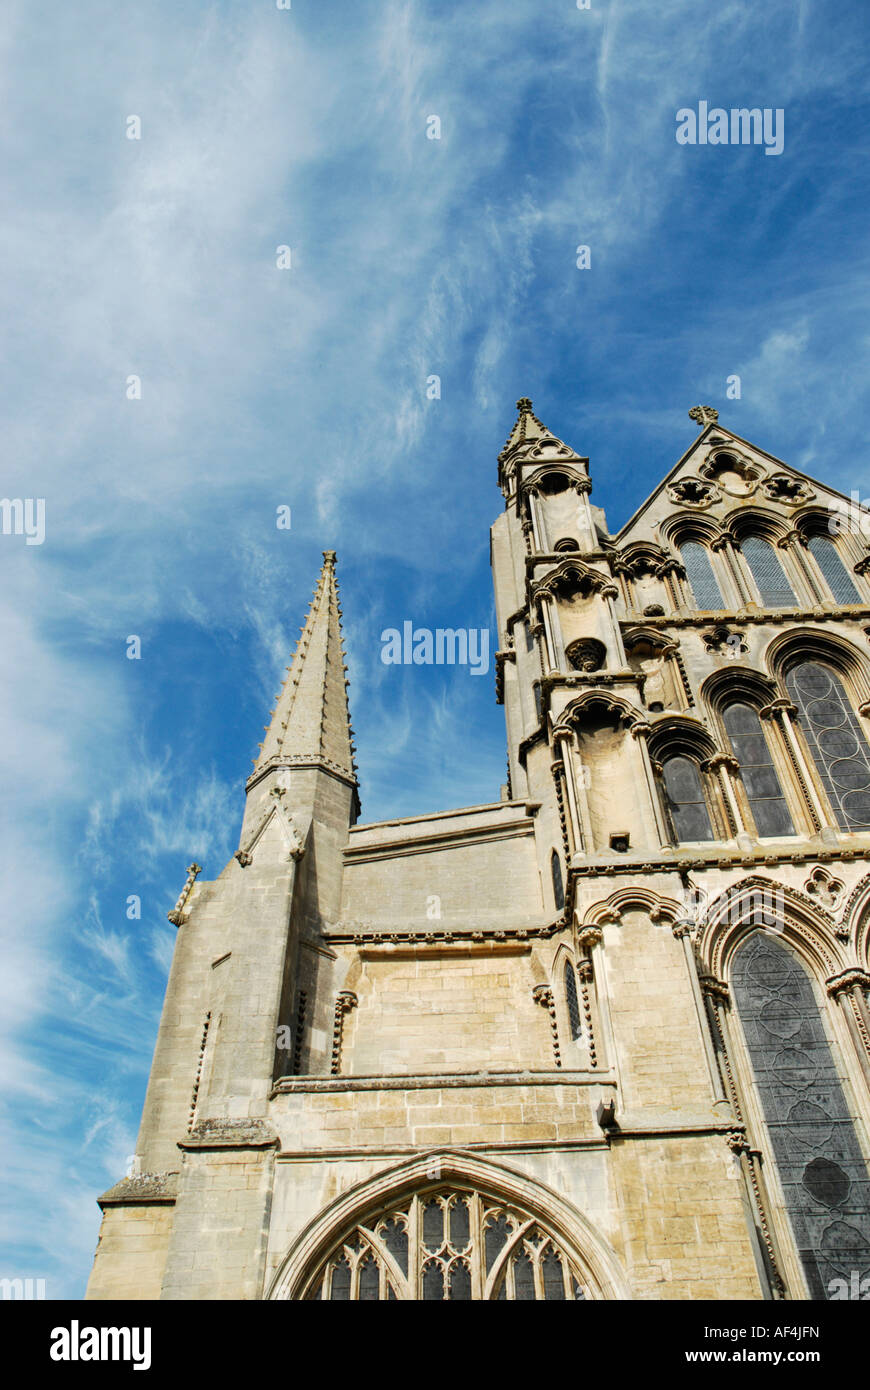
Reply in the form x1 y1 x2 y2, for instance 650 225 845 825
498 397 551 461
251 550 357 785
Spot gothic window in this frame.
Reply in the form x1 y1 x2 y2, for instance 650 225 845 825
551 851 565 911
564 961 582 1041
679 541 724 610
785 661 870 831
731 932 870 1299
722 703 794 837
303 1188 589 1300
807 536 860 603
661 755 715 843
741 536 796 607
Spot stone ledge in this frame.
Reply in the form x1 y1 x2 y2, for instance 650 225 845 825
272 1069 618 1095
97 1171 179 1208
180 1118 280 1151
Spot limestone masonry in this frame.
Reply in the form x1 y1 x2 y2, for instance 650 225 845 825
87 401 870 1300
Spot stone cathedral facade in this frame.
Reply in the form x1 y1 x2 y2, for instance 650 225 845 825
87 401 870 1301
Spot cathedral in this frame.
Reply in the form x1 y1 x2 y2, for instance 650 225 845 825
86 401 870 1301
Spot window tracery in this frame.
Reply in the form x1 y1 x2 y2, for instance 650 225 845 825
740 535 797 607
721 702 794 838
305 1188 589 1300
731 932 870 1299
785 661 870 832
679 540 724 610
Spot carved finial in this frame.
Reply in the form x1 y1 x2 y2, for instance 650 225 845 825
322 549 337 565
516 397 533 414
688 405 719 429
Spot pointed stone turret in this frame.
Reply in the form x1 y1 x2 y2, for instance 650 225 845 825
249 550 357 789
497 397 583 495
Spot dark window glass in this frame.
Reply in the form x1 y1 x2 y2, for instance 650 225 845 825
551 851 565 911
329 1258 351 1301
423 1199 444 1253
448 1261 472 1300
541 1248 566 1300
380 1217 408 1275
513 1251 536 1300
722 703 794 837
358 1256 380 1301
741 536 796 607
485 1213 512 1271
422 1262 444 1301
565 962 582 1041
662 756 715 842
732 933 870 1299
786 662 870 831
449 1198 470 1251
680 541 724 610
808 536 859 603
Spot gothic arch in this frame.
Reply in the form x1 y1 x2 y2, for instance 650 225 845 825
266 1151 631 1301
696 875 845 982
841 872 870 967
723 506 791 544
765 628 870 709
577 884 683 931
699 666 778 718
552 690 644 734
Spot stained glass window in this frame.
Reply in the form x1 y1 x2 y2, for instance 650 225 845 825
662 755 715 842
732 933 870 1299
303 1187 589 1300
680 541 724 610
807 536 859 604
722 703 794 837
741 536 796 607
785 662 870 831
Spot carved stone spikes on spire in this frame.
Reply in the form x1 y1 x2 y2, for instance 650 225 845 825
688 405 719 429
252 551 357 784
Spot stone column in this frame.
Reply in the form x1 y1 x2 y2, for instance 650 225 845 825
602 582 628 666
760 697 833 840
576 925 610 1069
712 534 753 608
672 920 729 1106
703 752 750 843
527 486 545 552
780 529 824 605
554 728 590 854
631 722 671 848
827 969 870 1090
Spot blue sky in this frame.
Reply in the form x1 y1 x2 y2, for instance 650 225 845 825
2 0 869 1298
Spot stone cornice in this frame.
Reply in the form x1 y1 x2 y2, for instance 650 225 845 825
324 917 568 947
246 753 358 795
569 845 870 878
342 813 537 863
271 1068 617 1097
619 605 870 631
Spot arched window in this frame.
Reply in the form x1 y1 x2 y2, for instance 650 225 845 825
564 961 582 1041
551 851 565 911
679 541 723 610
741 536 796 607
807 535 859 603
304 1187 589 1300
785 661 870 831
721 703 794 837
661 755 715 842
731 932 870 1299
